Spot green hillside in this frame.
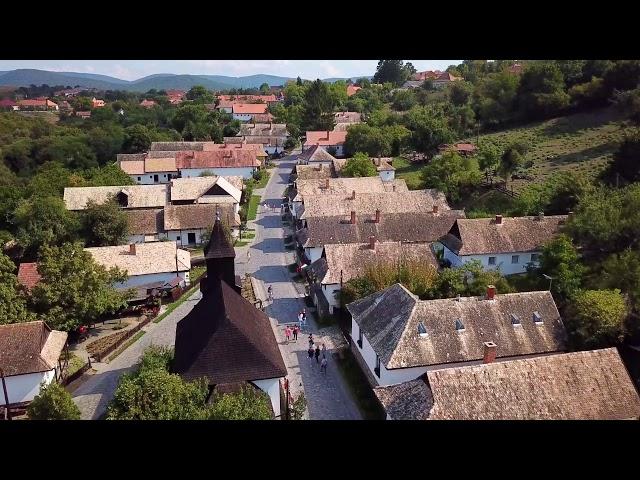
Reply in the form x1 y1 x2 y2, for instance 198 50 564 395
463 107 638 191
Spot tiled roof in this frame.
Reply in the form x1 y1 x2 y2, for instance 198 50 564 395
304 131 347 147
293 177 407 202
312 241 438 284
175 150 260 169
373 378 433 420
119 160 145 175
250 113 275 123
294 164 335 180
232 103 269 114
238 123 288 137
170 176 242 203
347 284 566 369
441 215 568 255
412 70 443 81
218 94 276 103
426 348 640 420
63 185 168 210
85 241 190 276
299 190 452 219
346 85 362 96
164 204 240 230
124 209 163 235
145 157 177 173
334 111 362 123
17 262 42 291
300 210 464 248
0 321 67 377
173 279 287 384
149 141 213 151
297 145 338 164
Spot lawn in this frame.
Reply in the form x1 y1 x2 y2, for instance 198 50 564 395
462 107 638 192
253 170 271 189
392 156 425 190
247 195 261 221
334 348 385 420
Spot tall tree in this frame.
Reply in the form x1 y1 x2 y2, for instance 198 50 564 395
122 124 152 153
373 60 411 86
538 234 585 299
567 289 628 348
340 152 377 177
301 79 336 132
259 83 270 94
81 199 129 247
27 381 81 420
30 242 131 331
207 386 273 420
499 141 528 187
0 252 35 324
516 62 570 119
420 151 482 203
186 85 215 104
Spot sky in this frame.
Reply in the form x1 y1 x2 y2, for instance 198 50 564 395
0 60 461 81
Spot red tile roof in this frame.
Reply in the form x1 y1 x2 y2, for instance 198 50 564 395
0 99 17 107
218 94 276 103
17 262 42 291
346 85 361 96
304 130 347 147
140 99 157 108
412 70 443 81
232 103 269 115
175 150 260 169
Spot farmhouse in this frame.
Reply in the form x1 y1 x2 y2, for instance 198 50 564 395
175 149 261 179
297 208 464 263
0 321 68 408
347 283 566 387
440 214 568 275
308 240 438 316
118 155 177 184
303 131 348 157
164 203 241 246
373 348 640 420
173 216 287 418
231 103 269 122
85 241 191 289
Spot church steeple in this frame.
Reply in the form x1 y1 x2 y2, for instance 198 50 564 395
203 212 237 293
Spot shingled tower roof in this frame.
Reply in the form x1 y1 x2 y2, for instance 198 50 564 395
205 212 236 260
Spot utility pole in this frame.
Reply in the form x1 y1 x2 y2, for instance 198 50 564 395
1 369 11 421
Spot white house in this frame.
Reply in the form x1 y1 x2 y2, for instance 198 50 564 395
124 209 165 244
225 123 289 155
85 241 191 289
164 203 241 246
303 131 348 157
118 155 178 185
170 175 242 213
308 240 438 315
372 348 640 420
231 103 269 122
175 149 261 179
0 321 68 407
347 283 566 387
440 214 569 276
297 144 338 167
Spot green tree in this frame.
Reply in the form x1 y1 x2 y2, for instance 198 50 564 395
122 124 152 153
223 119 241 137
391 89 417 111
34 135 98 170
538 234 585 299
208 386 273 420
0 252 35 324
87 125 125 165
13 196 80 258
606 133 640 184
402 106 455 155
499 141 528 187
26 381 81 420
420 151 482 202
26 162 74 198
430 260 513 299
476 141 501 176
30 242 130 331
340 152 377 177
600 249 640 310
290 392 306 420
373 60 412 86
302 79 335 132
186 85 215 104
85 163 135 187
568 289 628 348
81 199 129 247
473 71 519 127
516 62 570 119
259 83 270 94
447 81 473 106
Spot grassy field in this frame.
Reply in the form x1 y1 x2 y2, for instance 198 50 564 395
253 169 271 189
392 156 424 190
463 107 637 191
247 195 261 220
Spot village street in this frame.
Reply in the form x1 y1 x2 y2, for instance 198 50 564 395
71 154 361 420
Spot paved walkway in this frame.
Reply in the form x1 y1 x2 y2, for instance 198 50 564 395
237 156 362 420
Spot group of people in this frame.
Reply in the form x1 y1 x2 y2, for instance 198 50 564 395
297 310 307 330
284 324 300 343
307 334 328 374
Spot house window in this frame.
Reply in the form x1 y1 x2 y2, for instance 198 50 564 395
137 176 141 181
176 236 181 241
374 355 381 378
531 253 540 262
511 255 519 264
153 174 159 183
357 328 363 349
488 256 497 265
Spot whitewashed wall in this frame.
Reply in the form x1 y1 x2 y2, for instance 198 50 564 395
443 245 541 276
252 378 282 419
130 172 176 184
321 283 341 313
379 170 395 181
116 271 190 289
233 113 255 122
180 167 256 179
4 370 55 404
304 247 323 263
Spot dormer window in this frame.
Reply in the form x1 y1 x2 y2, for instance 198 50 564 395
116 191 129 208
510 313 521 326
533 311 543 324
418 322 428 338
455 319 465 332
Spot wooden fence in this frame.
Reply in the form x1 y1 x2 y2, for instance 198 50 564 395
92 314 154 362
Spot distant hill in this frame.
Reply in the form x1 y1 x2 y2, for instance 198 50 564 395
0 69 372 92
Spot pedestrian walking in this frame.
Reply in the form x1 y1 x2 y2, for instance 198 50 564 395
293 325 299 341
247 249 251 262
285 326 291 343
307 345 314 360
322 343 327 358
320 356 328 374
308 334 314 348
315 345 321 363
267 285 273 302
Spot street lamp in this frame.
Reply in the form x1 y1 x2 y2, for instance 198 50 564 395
542 274 553 291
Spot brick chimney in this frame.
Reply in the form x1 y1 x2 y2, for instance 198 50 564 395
486 284 496 300
375 209 381 223
326 130 330 140
129 244 136 255
350 211 356 224
369 236 376 250
495 214 503 224
392 185 396 192
483 341 497 364
351 190 356 200
432 204 439 215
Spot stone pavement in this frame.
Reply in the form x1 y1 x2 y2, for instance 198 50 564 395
238 156 362 420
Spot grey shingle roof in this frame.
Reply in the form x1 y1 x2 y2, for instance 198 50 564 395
373 378 433 420
347 284 566 369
